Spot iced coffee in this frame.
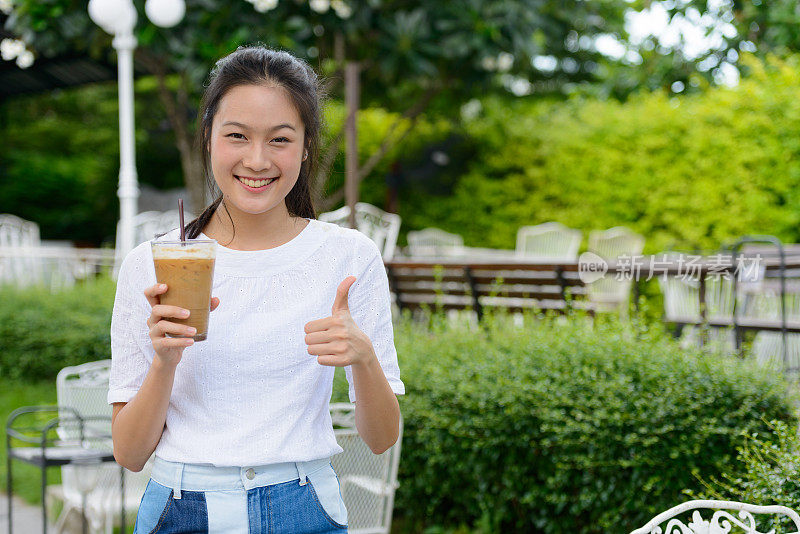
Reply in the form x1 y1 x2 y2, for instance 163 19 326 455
151 239 216 341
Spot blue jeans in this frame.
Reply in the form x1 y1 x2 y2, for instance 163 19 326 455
134 456 348 533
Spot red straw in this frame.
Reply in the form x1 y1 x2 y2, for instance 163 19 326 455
178 199 186 241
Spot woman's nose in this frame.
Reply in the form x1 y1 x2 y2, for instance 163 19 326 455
241 143 272 172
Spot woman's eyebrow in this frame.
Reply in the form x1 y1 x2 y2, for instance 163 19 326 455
221 121 296 132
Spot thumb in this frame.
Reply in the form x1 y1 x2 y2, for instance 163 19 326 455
332 276 357 314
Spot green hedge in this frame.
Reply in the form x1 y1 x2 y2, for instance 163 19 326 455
399 55 800 254
372 313 798 533
0 277 116 380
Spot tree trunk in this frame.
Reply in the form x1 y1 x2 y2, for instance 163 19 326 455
344 61 360 228
135 50 206 215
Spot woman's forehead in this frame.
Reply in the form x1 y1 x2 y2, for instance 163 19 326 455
215 84 304 131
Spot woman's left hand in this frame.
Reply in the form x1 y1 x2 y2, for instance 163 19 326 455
304 276 376 367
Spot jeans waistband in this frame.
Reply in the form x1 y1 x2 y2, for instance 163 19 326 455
151 456 332 499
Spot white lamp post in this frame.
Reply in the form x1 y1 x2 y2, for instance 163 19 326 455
88 0 185 259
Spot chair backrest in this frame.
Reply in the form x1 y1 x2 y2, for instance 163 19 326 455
330 402 403 534
56 359 113 442
516 222 582 261
407 228 464 257
319 203 401 260
588 226 645 261
630 499 800 534
658 275 701 322
0 213 42 286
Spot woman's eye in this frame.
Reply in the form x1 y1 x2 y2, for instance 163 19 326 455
226 133 246 140
272 137 290 143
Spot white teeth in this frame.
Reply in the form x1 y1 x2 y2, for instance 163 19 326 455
238 177 276 188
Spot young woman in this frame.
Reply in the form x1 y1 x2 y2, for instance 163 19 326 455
108 46 404 533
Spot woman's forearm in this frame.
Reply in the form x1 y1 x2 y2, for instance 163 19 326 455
351 352 401 454
111 358 177 471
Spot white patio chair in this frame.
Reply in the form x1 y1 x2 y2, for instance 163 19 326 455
48 360 152 534
0 213 43 287
587 226 646 316
630 499 800 534
515 222 581 262
330 403 402 534
112 210 192 278
659 273 738 351
657 249 769 351
318 203 401 259
407 227 464 258
747 290 800 372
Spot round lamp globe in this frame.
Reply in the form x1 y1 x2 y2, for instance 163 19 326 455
145 0 185 28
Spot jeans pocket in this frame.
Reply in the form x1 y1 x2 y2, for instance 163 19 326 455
306 465 348 528
134 480 173 534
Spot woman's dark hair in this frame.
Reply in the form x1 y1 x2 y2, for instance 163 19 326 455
185 46 322 239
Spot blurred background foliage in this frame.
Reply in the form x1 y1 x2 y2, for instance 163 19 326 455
404 54 800 253
6 53 800 254
9 0 799 239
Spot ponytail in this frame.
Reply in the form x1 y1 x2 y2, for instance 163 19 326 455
185 195 224 240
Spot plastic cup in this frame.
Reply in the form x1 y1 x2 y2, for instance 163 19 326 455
151 239 216 342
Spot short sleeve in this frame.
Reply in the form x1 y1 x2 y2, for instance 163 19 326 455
107 245 157 404
344 242 405 403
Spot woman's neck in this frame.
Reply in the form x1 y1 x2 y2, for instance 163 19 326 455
203 201 308 251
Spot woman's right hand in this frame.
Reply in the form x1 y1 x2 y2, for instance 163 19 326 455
144 283 219 367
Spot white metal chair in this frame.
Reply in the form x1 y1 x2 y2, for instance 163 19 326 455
630 499 800 534
589 226 646 262
747 290 800 372
0 213 43 287
657 249 767 351
330 403 402 534
658 273 738 351
112 210 191 278
318 203 401 260
407 227 464 258
48 360 153 534
0 214 88 291
587 226 646 316
515 222 581 261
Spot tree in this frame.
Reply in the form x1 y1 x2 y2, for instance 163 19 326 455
4 0 632 213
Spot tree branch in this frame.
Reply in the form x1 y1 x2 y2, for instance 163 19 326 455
356 85 441 182
319 186 345 212
313 123 346 201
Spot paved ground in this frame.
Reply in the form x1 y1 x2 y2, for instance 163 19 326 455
0 492 52 534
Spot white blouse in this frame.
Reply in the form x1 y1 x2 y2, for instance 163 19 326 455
108 219 404 466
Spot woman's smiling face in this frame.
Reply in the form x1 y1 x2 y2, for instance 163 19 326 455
209 84 306 218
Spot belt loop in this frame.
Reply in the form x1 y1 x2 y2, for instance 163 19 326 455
296 461 307 486
173 462 184 499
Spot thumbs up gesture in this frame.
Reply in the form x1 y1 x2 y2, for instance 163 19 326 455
304 276 376 367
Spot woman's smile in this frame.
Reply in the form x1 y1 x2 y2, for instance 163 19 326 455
235 175 279 191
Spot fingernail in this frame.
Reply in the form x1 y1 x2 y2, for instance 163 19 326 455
187 327 197 335
182 310 190 317
185 339 194 346
159 284 167 290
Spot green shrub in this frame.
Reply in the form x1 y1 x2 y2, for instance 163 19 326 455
695 419 800 534
0 277 116 380
373 312 798 533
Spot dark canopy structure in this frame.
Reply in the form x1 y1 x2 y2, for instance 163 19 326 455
0 22 145 101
